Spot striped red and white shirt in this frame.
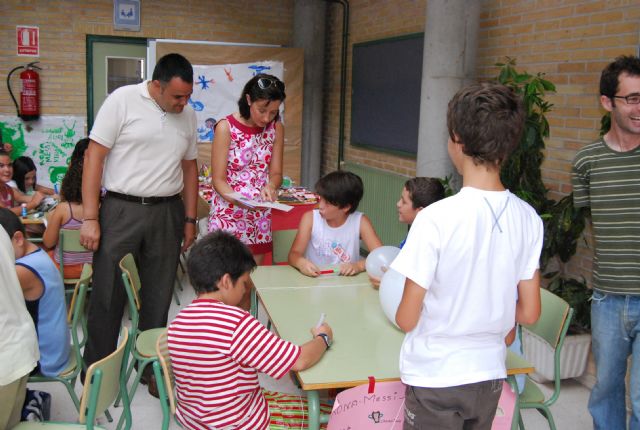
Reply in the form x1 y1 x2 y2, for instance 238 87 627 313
168 298 301 430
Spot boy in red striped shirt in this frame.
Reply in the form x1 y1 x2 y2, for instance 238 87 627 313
168 230 333 429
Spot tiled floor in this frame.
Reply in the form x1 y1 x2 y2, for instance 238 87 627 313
32 273 594 429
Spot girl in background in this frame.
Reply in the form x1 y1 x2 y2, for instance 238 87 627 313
12 156 56 196
43 139 92 279
0 149 44 215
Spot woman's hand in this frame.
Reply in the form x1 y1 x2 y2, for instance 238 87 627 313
260 183 278 202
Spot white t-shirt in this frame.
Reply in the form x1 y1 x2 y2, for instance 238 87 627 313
391 187 543 388
89 81 197 197
305 210 363 266
0 226 39 385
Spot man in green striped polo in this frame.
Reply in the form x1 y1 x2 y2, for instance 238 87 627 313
572 55 640 430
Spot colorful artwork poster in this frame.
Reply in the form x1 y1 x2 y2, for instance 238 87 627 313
191 61 284 143
0 115 85 188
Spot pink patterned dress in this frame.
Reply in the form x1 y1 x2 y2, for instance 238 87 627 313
208 114 276 253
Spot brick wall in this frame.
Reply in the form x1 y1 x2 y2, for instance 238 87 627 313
0 0 294 117
323 0 640 284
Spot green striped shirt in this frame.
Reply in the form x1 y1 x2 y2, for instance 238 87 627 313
572 138 640 295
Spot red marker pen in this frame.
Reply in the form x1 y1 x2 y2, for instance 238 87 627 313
318 269 336 275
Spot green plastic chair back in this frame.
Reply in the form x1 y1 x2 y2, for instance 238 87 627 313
119 253 142 311
518 288 574 430
154 329 180 430
59 229 87 284
14 328 130 430
79 327 130 427
522 288 572 349
272 229 297 264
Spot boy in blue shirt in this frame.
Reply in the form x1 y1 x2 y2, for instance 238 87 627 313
0 208 69 377
391 83 543 429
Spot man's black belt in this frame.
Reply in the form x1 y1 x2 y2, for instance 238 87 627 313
106 191 181 205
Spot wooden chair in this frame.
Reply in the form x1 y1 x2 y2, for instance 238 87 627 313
153 329 180 430
28 264 93 414
14 327 131 430
517 288 574 430
115 253 165 430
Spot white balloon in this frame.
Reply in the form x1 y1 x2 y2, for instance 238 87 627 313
366 246 401 279
379 268 405 329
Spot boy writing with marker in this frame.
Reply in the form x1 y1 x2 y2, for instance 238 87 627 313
168 231 333 429
391 83 543 429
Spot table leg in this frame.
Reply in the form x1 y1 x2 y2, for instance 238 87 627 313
507 375 521 430
307 390 321 430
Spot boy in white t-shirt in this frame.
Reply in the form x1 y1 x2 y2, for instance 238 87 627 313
288 170 382 277
391 83 543 430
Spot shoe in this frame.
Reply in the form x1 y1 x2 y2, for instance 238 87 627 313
146 374 159 399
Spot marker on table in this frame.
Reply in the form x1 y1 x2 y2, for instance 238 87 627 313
316 312 326 328
54 183 59 194
318 269 336 275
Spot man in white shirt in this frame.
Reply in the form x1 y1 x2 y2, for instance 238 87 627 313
80 53 198 394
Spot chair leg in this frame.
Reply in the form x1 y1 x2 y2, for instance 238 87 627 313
518 413 525 429
537 406 556 430
62 379 82 412
115 357 136 407
116 358 155 430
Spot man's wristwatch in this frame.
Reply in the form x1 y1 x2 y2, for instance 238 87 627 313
185 216 197 224
316 333 331 350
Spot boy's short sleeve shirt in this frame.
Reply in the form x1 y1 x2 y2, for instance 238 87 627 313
168 299 301 430
391 188 543 388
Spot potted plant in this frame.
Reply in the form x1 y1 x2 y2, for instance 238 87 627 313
494 58 591 382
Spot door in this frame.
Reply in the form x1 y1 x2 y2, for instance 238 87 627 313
86 35 147 129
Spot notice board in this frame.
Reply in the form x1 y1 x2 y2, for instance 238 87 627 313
350 33 424 156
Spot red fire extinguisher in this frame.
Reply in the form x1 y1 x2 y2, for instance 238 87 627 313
7 61 42 121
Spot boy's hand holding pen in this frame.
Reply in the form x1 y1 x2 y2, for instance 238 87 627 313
311 312 333 341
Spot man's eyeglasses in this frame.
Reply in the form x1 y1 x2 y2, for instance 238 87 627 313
257 77 285 92
612 94 640 105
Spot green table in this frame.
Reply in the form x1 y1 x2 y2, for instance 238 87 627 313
252 265 533 430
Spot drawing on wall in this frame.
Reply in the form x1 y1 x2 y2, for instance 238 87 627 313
191 61 284 143
0 115 86 188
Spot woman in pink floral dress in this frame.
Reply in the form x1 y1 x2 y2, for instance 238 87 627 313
209 74 285 265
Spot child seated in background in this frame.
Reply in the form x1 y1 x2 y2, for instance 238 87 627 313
0 208 70 377
11 156 56 197
288 170 382 277
43 139 92 279
0 149 45 215
370 177 445 288
168 231 333 430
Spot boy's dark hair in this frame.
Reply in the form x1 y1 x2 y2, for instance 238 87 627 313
12 156 37 193
152 53 193 84
315 170 364 214
0 148 10 157
447 82 524 167
238 73 286 120
0 207 25 237
404 177 445 209
187 231 257 294
60 138 89 203
600 55 640 104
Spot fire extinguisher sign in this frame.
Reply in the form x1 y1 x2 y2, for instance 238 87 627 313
16 26 39 57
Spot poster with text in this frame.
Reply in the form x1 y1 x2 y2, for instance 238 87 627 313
191 61 284 143
0 115 85 188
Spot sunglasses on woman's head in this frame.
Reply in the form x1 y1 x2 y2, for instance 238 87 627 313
257 77 285 91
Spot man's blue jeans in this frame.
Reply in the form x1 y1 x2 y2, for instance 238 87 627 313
589 290 640 430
